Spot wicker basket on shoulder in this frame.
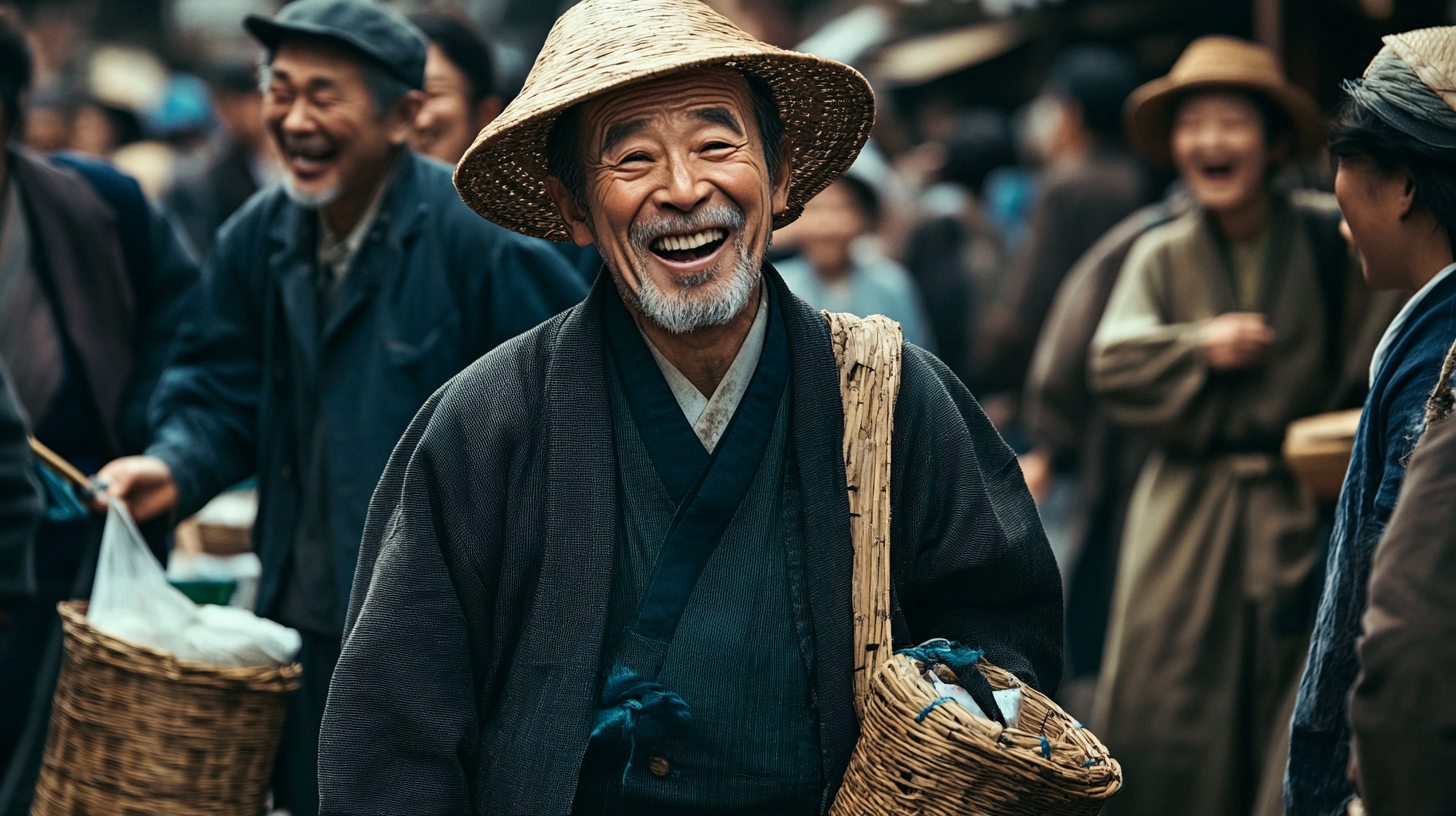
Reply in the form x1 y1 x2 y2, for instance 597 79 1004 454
825 311 1122 816
831 654 1122 815
32 600 301 816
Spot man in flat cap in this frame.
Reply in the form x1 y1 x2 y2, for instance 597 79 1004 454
318 0 1062 813
96 1 586 813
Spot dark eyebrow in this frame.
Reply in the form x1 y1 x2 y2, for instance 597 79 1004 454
600 118 648 157
693 107 743 135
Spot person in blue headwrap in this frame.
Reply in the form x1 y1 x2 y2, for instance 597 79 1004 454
1287 26 1456 816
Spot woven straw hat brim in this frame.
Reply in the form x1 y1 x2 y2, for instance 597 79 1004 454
453 0 874 242
1125 62 1324 167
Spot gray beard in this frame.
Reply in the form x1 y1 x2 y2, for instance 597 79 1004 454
624 239 759 334
282 177 342 209
606 205 763 335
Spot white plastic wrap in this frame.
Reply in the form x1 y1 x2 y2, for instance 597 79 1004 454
88 499 300 668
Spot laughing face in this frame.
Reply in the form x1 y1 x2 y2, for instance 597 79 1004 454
1171 91 1277 216
550 67 790 334
263 39 406 210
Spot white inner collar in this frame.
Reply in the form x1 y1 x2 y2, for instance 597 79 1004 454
638 284 769 452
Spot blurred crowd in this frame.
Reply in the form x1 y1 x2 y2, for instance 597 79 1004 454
1 0 1456 815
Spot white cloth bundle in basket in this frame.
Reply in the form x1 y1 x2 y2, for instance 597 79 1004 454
88 499 300 668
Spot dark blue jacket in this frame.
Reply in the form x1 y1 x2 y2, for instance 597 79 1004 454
1287 269 1456 815
147 150 587 618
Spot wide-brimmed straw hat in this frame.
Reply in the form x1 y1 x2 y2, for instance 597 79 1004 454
453 0 875 242
1125 36 1324 166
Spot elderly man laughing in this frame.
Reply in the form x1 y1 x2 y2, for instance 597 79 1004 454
318 1 1063 814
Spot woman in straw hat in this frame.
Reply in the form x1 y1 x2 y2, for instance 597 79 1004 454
1288 26 1456 816
1087 36 1386 816
316 0 1063 813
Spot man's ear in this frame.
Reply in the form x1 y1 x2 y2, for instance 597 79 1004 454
770 137 792 216
387 89 427 146
545 176 596 247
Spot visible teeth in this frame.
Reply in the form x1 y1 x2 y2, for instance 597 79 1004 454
653 228 725 252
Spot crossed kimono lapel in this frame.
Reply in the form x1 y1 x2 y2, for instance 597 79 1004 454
603 282 790 666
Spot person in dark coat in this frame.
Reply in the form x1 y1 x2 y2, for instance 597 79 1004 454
97 2 586 814
0 11 201 813
0 363 41 630
1348 337 1456 815
977 45 1151 418
316 1 1063 814
164 62 281 260
1287 27 1456 816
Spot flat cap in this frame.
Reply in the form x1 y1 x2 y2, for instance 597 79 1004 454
245 0 426 89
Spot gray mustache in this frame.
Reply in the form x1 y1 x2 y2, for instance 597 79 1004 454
630 205 746 250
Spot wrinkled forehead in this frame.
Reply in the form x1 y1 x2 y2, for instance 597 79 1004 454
578 66 758 154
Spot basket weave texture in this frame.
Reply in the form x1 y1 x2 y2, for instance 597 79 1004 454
32 601 300 816
453 0 874 241
823 312 1123 815
831 655 1122 815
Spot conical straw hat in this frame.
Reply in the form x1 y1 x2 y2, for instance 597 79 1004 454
1124 36 1324 166
1378 27 1456 114
453 0 875 242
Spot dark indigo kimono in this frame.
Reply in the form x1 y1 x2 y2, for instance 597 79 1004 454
317 266 1064 816
1287 269 1456 815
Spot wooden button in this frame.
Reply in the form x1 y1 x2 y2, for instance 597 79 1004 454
648 757 671 777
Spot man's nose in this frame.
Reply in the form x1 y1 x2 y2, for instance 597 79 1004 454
657 152 710 213
281 97 315 134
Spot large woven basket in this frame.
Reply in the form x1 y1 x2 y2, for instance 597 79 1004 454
825 311 1122 815
32 601 301 816
831 654 1122 815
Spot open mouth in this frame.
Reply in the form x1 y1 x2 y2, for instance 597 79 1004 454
286 144 338 177
1199 162 1235 181
650 228 728 263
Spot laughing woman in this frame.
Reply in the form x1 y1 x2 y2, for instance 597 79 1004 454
1088 38 1377 816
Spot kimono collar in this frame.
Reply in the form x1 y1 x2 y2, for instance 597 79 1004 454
638 282 770 452
602 274 787 506
1370 261 1456 386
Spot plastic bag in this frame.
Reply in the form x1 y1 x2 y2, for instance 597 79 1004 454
88 499 300 668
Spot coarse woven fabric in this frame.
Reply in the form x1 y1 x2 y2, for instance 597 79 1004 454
1287 270 1456 816
572 352 820 813
317 265 1064 816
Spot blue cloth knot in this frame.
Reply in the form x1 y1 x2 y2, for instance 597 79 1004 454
591 667 692 782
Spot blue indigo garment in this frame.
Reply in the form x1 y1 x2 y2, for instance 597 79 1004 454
1287 268 1456 815
573 289 821 814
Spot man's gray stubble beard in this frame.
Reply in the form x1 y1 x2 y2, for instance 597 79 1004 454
606 205 763 335
282 176 343 209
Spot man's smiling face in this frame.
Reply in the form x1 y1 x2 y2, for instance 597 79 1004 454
264 38 401 209
550 67 790 334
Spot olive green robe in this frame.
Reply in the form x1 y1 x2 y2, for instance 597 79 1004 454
1088 196 1339 816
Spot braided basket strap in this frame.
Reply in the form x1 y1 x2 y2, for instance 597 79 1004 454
825 311 902 721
